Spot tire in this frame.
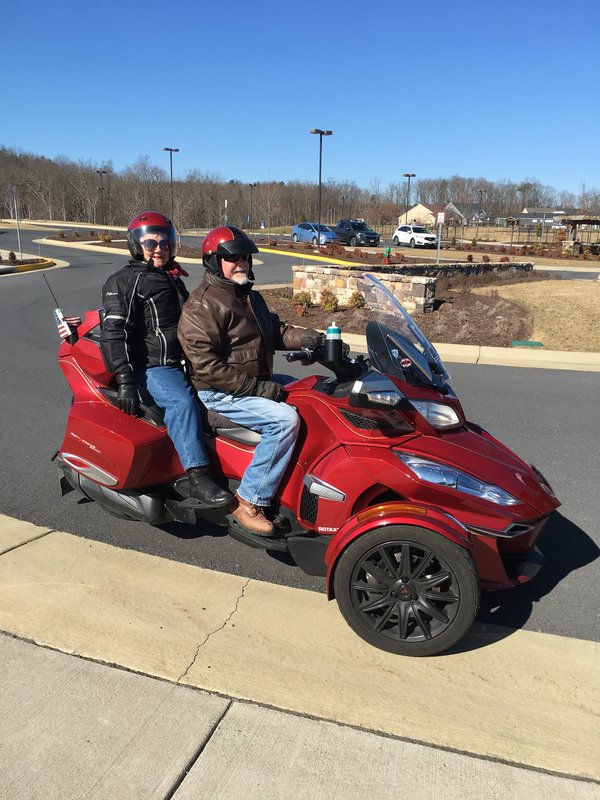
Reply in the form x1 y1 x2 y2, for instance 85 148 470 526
393 236 400 246
292 233 299 242
350 236 358 247
333 525 479 657
410 238 416 248
312 236 318 245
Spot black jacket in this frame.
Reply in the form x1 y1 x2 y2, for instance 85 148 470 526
100 259 188 377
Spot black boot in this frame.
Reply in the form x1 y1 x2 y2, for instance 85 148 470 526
187 467 233 507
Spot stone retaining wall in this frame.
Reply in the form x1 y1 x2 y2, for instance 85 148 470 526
292 261 535 314
292 265 436 313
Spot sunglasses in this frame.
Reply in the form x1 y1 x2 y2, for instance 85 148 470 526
141 239 171 252
223 254 249 263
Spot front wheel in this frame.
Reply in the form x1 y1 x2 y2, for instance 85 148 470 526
312 236 318 245
333 526 479 656
410 238 416 248
292 233 299 242
393 236 400 245
350 236 358 247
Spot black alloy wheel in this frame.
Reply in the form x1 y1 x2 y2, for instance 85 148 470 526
334 526 479 656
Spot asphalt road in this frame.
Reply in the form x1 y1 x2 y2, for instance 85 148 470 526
1 227 599 643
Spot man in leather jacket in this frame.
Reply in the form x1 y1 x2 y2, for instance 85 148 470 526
100 211 232 507
178 226 323 536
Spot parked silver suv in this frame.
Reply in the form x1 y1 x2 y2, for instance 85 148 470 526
392 224 438 248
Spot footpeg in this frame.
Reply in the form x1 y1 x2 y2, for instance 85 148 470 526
226 515 288 551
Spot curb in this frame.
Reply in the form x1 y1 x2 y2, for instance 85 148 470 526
340 333 600 371
0 258 56 275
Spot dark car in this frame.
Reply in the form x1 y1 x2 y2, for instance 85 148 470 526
333 219 381 247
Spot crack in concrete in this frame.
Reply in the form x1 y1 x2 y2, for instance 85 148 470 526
177 578 251 683
0 528 55 557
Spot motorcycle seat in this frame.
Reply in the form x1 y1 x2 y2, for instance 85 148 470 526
204 409 261 446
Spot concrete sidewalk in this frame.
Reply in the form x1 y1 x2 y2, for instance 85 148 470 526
0 514 598 799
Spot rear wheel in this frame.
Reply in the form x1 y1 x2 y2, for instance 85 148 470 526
350 236 358 247
292 233 299 242
334 526 479 656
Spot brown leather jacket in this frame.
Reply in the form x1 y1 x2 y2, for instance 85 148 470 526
178 271 307 395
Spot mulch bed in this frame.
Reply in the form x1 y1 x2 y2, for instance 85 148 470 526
260 271 558 348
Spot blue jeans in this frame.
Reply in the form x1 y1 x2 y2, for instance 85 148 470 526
197 389 300 507
136 366 209 471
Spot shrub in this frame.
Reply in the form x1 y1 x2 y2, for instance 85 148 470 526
466 254 474 263
8 251 16 263
89 230 96 237
100 231 112 243
349 290 366 309
487 244 494 253
72 230 79 238
320 289 339 313
499 256 510 262
471 237 477 248
482 254 490 263
293 291 312 316
498 245 506 253
269 239 277 247
57 230 65 238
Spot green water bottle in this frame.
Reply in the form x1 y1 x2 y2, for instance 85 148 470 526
325 321 342 362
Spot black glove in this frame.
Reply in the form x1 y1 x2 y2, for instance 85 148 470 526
254 380 285 402
116 373 139 415
300 329 325 349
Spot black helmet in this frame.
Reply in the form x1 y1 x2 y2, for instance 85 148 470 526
201 225 258 276
127 211 177 261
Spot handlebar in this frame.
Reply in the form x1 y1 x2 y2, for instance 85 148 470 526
286 349 314 364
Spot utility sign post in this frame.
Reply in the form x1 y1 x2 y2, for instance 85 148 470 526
436 212 445 264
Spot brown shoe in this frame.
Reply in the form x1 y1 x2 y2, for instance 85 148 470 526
228 493 275 536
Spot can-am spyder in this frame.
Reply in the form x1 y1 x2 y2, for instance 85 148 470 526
55 273 560 656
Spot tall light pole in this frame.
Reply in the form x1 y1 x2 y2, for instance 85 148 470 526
249 182 257 233
476 188 486 239
310 128 332 246
403 173 416 223
163 147 179 221
96 169 107 226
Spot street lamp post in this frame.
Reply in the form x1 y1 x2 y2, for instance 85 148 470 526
310 128 332 246
96 169 107 226
403 173 416 223
163 147 179 221
249 183 257 233
476 189 486 240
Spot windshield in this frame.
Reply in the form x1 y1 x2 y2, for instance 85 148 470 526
357 273 450 389
412 226 430 233
351 222 372 231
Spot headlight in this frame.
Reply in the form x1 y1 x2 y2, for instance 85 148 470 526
409 400 461 430
395 453 520 506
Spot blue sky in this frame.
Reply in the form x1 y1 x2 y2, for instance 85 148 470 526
4 0 599 196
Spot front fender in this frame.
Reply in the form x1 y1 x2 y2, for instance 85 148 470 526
324 502 472 599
